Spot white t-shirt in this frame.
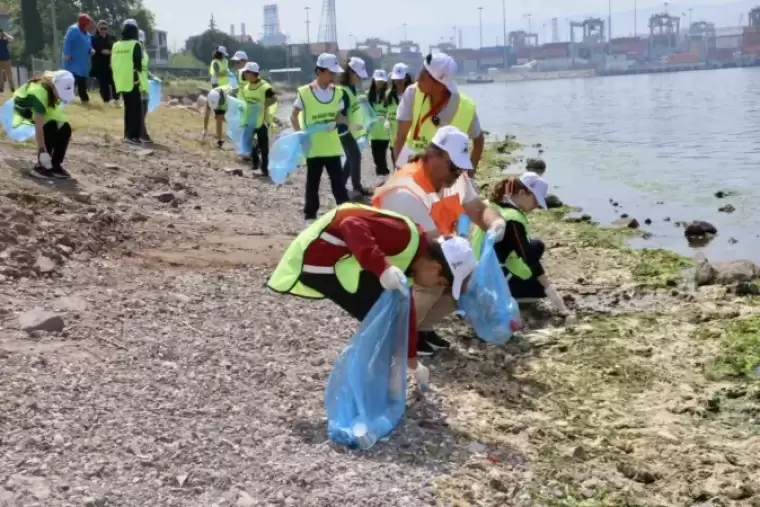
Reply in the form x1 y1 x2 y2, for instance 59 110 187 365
380 174 479 232
293 84 338 110
395 83 482 138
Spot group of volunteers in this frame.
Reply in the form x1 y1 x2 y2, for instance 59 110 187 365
268 51 573 390
3 16 156 179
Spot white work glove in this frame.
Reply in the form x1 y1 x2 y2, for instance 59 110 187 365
545 286 570 315
38 151 52 169
413 362 430 392
384 120 391 131
379 266 409 295
487 219 507 241
200 130 207 139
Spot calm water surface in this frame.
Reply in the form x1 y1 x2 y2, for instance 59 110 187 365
463 68 760 262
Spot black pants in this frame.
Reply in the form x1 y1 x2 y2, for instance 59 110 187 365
507 239 547 299
370 140 390 176
122 87 142 140
304 156 349 220
42 121 72 167
73 75 89 103
340 134 362 191
95 69 118 102
251 124 270 174
300 271 382 321
141 98 150 139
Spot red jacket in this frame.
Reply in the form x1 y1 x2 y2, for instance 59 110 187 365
302 207 426 358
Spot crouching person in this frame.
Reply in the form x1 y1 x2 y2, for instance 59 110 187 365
472 172 573 320
202 85 237 149
267 203 477 389
14 70 76 179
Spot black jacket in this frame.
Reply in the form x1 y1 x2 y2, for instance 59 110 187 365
90 32 115 74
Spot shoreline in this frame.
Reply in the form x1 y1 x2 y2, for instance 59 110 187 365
1 104 759 506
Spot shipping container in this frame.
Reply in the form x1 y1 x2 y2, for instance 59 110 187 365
609 37 648 55
478 56 505 66
689 41 708 54
668 52 699 63
532 42 570 59
515 47 532 59
708 47 737 61
715 35 742 49
743 44 760 55
460 59 478 73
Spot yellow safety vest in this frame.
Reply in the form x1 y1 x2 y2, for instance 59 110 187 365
471 203 533 278
368 91 389 142
387 98 399 147
240 79 272 128
267 203 420 298
406 87 476 153
139 44 149 98
296 83 344 158
209 58 229 86
13 81 66 125
111 40 138 94
338 85 366 140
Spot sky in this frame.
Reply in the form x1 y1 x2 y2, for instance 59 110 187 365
143 0 755 51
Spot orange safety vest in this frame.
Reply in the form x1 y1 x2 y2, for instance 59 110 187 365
372 160 468 235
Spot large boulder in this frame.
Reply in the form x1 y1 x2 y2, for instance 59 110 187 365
694 252 760 287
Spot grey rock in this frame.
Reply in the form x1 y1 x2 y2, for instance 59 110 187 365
612 217 640 229
18 307 65 333
52 295 88 312
153 192 176 204
34 255 56 274
224 167 244 177
684 220 717 238
718 204 735 213
563 212 592 223
236 492 256 506
694 252 760 287
545 194 563 209
4 474 51 500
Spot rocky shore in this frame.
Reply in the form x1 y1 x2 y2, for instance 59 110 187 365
1 101 759 507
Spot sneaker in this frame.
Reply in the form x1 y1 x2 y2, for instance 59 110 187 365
416 338 436 357
303 218 316 228
124 138 141 145
358 187 373 197
140 136 153 144
217 140 224 149
420 331 451 350
252 158 260 170
50 166 71 179
29 164 52 179
376 175 389 186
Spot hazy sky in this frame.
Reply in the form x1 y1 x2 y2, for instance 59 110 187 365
143 0 750 50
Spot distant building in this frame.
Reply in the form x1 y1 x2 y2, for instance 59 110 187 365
148 29 169 67
0 5 10 32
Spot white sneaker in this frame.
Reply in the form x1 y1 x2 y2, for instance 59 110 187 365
376 175 388 186
303 219 315 228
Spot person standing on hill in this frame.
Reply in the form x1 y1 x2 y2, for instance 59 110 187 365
110 19 143 144
0 29 16 93
90 20 119 106
209 46 230 87
62 13 94 104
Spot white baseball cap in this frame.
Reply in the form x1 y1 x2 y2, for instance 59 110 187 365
519 171 549 209
231 50 248 61
439 236 477 300
348 56 369 79
51 70 75 103
423 52 458 94
431 125 472 171
316 53 343 73
372 69 388 81
242 62 260 74
216 46 228 57
206 89 221 110
122 18 138 28
390 62 409 80
138 29 145 43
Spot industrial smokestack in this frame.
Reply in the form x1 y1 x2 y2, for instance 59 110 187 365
230 24 235 36
241 23 246 36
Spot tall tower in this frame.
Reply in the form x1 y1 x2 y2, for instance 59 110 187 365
551 17 559 42
318 0 338 43
261 4 287 46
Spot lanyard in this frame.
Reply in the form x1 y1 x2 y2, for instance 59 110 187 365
411 93 448 140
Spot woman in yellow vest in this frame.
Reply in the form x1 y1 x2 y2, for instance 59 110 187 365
208 46 229 87
12 70 75 179
290 53 350 224
110 19 143 144
337 56 371 198
267 203 478 387
239 61 276 176
137 29 156 143
470 172 572 320
385 63 413 169
367 69 391 184
393 52 484 172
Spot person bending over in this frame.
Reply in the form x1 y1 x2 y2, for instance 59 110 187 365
203 84 237 149
267 203 477 388
471 172 573 320
13 70 76 179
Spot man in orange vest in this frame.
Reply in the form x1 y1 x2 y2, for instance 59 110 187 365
373 125 506 355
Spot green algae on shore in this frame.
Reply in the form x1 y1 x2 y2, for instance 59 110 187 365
432 142 760 507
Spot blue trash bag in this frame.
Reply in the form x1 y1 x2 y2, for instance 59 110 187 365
225 97 258 156
0 99 35 142
228 71 238 89
356 135 368 151
147 78 162 113
458 235 521 345
457 215 472 237
269 123 334 185
356 97 380 131
325 290 411 449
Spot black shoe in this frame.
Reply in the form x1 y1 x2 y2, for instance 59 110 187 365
416 338 436 357
358 187 373 196
217 140 224 149
252 158 260 170
50 165 71 179
124 138 141 145
420 331 451 350
30 164 52 179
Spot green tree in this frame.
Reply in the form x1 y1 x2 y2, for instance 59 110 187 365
169 51 205 69
18 0 44 58
184 29 237 64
